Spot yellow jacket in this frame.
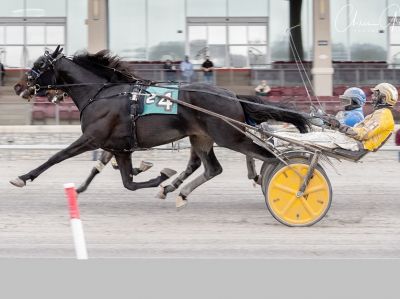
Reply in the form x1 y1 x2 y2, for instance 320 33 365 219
351 108 394 151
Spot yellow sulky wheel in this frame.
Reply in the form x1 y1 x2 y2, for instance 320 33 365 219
264 159 332 227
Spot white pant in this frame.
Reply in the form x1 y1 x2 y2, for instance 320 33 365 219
274 130 361 151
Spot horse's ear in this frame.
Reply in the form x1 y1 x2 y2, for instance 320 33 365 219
52 45 61 58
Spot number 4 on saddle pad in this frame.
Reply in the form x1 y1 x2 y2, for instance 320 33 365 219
140 85 179 116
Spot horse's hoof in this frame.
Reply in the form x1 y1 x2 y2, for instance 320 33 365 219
252 175 262 187
76 186 86 194
10 177 26 188
111 157 119 170
156 186 167 200
140 161 153 172
160 168 177 178
176 196 188 209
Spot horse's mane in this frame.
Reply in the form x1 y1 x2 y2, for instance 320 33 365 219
72 50 141 83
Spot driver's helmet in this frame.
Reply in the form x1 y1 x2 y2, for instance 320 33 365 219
371 83 398 107
339 87 366 110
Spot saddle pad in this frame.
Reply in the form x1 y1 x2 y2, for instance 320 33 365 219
140 85 179 116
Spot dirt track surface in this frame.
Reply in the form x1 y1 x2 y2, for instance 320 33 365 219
0 148 399 258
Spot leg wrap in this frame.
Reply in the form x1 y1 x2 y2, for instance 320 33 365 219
95 162 106 172
172 178 183 189
164 184 177 194
180 174 208 198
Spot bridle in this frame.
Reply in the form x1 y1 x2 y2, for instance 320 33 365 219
24 49 153 97
25 50 64 98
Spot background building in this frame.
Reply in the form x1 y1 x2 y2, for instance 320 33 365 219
1 0 400 67
0 0 399 124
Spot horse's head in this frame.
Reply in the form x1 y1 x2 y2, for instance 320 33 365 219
14 45 64 101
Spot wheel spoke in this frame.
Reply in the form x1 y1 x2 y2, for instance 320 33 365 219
304 185 325 195
274 183 297 195
301 198 317 217
280 196 297 216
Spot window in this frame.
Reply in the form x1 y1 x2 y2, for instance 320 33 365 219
0 26 4 44
0 21 65 67
27 26 45 44
330 0 387 61
46 26 65 44
66 0 87 54
229 26 247 44
109 0 146 60
147 0 185 60
0 1 24 17
269 0 289 61
2 46 23 67
6 26 24 44
228 0 268 16
26 0 66 17
389 45 400 63
187 0 227 16
389 26 400 44
230 46 248 67
248 26 267 44
208 26 226 44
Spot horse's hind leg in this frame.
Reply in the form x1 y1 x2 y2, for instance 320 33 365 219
246 156 261 185
157 147 201 199
76 151 113 193
175 136 222 208
114 152 177 191
157 149 259 200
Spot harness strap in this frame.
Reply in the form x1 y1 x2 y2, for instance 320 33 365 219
79 84 109 120
129 85 142 150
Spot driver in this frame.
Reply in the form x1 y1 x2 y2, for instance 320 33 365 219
274 83 397 152
336 87 366 127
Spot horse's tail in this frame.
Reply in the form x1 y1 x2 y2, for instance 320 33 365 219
237 95 310 133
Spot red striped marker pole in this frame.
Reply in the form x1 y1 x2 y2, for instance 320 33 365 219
63 183 88 260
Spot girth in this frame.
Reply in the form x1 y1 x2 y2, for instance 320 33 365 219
94 84 149 153
128 84 146 150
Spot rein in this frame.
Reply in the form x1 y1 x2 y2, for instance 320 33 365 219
44 80 315 119
30 52 317 120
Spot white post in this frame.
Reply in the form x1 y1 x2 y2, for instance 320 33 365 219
64 183 88 260
87 0 108 52
312 0 334 96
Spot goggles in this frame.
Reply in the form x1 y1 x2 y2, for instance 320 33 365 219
339 95 353 106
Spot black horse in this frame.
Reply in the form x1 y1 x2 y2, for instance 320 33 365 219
12 47 310 208
44 73 303 197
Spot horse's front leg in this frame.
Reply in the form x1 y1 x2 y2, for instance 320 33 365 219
10 135 96 187
76 150 114 193
76 150 155 193
114 152 176 191
110 156 154 175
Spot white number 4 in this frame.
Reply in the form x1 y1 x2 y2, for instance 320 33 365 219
157 92 173 111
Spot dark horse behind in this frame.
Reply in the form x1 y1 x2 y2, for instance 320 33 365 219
12 47 310 208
